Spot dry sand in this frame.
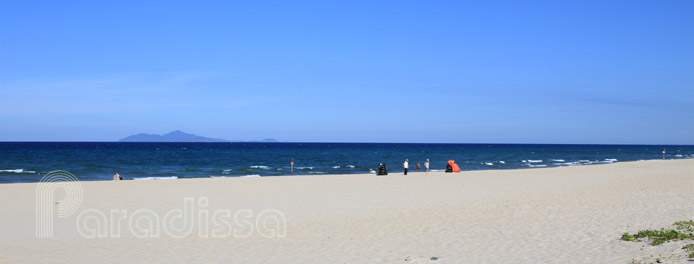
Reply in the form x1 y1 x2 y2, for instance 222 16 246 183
1 159 693 263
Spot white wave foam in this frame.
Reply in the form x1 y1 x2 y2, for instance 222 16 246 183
527 160 543 163
0 169 33 173
484 162 494 166
346 165 355 168
430 169 445 172
134 176 178 180
0 169 24 173
212 174 262 178
249 165 271 169
675 154 683 158
369 170 376 174
295 166 314 170
528 164 547 168
332 166 341 169
223 169 232 172
499 161 506 164
308 171 325 174
550 159 565 162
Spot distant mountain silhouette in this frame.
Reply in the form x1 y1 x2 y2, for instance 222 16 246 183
119 130 279 143
119 130 228 142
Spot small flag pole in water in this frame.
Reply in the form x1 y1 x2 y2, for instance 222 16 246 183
663 148 666 160
291 157 294 174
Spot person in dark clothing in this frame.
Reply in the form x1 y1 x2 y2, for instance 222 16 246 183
377 163 388 176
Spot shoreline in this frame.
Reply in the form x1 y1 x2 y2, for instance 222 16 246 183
1 157 690 185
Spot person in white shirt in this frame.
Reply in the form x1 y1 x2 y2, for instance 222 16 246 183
425 159 430 175
403 159 409 175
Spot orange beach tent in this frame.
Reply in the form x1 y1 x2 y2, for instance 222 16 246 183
448 160 461 173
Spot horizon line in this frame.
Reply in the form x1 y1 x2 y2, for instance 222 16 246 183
0 141 691 146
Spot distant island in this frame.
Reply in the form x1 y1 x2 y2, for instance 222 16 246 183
118 130 278 143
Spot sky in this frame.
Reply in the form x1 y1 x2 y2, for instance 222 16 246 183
1 0 693 144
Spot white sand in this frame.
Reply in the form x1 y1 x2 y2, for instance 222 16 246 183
1 159 693 263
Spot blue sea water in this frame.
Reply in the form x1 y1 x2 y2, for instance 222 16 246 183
0 142 692 183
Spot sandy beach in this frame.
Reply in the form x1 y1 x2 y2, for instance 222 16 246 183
1 159 693 263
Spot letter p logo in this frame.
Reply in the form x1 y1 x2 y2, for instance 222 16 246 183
36 170 83 237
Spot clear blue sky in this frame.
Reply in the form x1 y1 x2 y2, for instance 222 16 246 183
1 0 693 144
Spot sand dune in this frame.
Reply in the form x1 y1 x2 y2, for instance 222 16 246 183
1 159 693 263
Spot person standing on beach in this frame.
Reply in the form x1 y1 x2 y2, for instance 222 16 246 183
114 172 121 181
425 159 430 175
416 162 421 172
403 159 409 175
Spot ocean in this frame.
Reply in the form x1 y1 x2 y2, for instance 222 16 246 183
0 142 692 183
